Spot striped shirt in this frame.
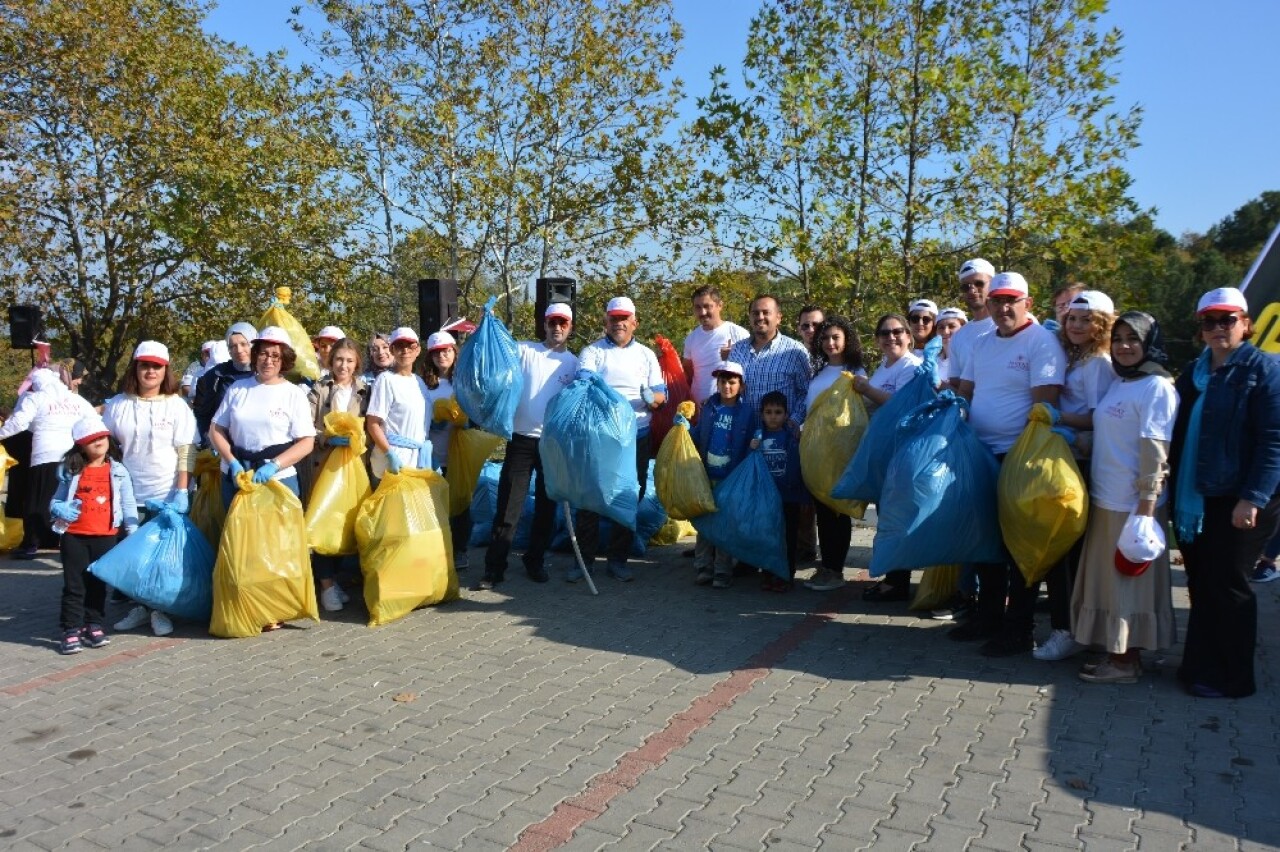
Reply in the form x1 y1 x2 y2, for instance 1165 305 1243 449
729 333 813 426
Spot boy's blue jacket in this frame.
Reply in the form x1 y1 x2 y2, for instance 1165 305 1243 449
51 458 140 534
692 393 758 480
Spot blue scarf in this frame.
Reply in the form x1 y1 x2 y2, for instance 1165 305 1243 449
1173 349 1212 542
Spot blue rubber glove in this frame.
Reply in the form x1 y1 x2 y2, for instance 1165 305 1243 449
1031 402 1061 425
1050 425 1077 445
145 498 168 514
386 452 404 474
51 498 82 523
575 368 595 383
252 461 279 484
640 385 657 406
1043 318 1061 334
171 489 190 514
228 459 246 478
326 435 350 447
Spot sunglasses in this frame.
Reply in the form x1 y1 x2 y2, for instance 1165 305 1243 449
798 321 821 330
958 281 986 292
546 318 570 327
1199 314 1241 331
908 315 933 325
876 327 908 339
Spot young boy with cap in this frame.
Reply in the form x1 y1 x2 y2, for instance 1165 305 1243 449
692 361 757 588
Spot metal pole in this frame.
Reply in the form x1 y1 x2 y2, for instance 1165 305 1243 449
562 502 598 596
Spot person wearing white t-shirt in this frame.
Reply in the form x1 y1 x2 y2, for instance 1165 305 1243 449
948 257 996 390
952 272 1066 657
1032 290 1117 662
104 341 199 638
573 296 666 583
1071 311 1178 684
479 303 580 590
422 331 477 571
365 327 431 482
682 285 749 404
934 307 967 387
209 327 317 510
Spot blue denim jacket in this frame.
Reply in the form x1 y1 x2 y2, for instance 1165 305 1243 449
51 459 140 534
1172 342 1280 507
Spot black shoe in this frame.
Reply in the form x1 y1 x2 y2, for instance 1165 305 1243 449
980 631 1034 658
948 618 1000 642
733 562 760 578
861 582 910 603
525 562 549 583
470 577 502 591
12 545 39 560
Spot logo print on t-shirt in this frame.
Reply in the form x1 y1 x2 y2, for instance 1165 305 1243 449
1007 354 1030 373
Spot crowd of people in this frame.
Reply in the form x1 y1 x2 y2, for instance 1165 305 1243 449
2 260 1278 701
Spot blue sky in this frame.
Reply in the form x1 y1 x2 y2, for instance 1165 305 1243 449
205 0 1278 238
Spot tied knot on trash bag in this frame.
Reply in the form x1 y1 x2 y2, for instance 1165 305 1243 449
433 397 469 427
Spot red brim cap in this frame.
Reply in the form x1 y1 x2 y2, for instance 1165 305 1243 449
135 356 168 366
75 430 111 446
1114 550 1151 577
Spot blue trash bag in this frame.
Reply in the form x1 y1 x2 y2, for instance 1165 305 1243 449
868 392 1003 576
691 451 788 578
551 463 666 556
540 370 639 530
833 337 941 503
88 506 215 622
467 461 502 547
455 296 525 439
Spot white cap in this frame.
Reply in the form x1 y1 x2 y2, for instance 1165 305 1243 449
606 296 636 317
254 326 293 347
937 307 968 324
1196 286 1249 315
72 414 111 446
958 258 995 280
1069 290 1115 315
388 326 420 345
426 331 456 351
545 302 573 321
313 325 345 342
988 271 1029 298
1115 513 1166 576
908 299 938 317
712 360 745 379
132 341 170 365
201 339 218 354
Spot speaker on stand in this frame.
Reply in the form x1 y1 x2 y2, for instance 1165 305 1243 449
535 277 576 342
417 279 459 340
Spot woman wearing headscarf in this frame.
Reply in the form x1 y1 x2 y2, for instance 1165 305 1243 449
193 322 257 445
1069 311 1177 683
0 367 95 558
363 333 394 384
103 342 199 637
1169 287 1280 698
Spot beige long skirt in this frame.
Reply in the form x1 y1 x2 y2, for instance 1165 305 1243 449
1070 505 1176 654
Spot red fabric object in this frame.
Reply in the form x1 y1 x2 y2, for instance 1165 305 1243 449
67 464 117 537
649 335 692 449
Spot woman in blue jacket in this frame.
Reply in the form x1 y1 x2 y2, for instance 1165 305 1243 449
1169 287 1280 698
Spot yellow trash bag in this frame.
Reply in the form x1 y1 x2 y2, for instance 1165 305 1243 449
909 564 961 611
305 412 372 555
190 451 226 549
649 516 695 547
654 400 716 520
0 442 17 488
801 373 869 519
447 429 502 517
259 287 320 381
356 468 459 627
998 403 1089 586
1 518 23 552
211 474 318 638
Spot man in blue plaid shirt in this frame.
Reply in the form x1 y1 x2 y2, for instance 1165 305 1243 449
728 295 813 433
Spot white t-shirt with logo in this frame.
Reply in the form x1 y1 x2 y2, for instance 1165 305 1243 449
513 343 579 438
578 338 665 433
962 323 1066 454
948 316 995 383
1090 375 1178 512
366 371 430 478
683 322 749 403
103 394 199 503
211 378 316 479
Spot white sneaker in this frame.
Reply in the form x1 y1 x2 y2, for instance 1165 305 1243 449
150 610 174 637
114 605 149 631
320 585 345 612
1034 629 1084 661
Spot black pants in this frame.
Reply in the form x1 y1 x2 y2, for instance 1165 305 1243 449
972 452 1035 637
60 533 117 630
3 432 32 521
576 433 651 566
25 461 60 549
484 434 557 580
782 502 801 579
1179 494 1280 698
814 500 851 574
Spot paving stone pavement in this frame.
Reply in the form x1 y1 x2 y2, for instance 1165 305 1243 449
1 520 1277 851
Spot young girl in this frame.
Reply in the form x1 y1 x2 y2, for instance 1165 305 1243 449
49 415 139 655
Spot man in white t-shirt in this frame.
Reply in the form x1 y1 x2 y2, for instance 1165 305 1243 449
574 296 666 582
947 258 997 390
682 285 748 404
952 271 1066 657
477 303 579 590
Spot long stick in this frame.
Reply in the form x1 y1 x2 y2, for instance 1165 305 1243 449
563 502 598 596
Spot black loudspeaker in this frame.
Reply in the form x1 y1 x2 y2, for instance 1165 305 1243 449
417 279 459 338
8 305 42 349
535 277 576 341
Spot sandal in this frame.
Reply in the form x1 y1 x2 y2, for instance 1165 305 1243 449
861 582 910 603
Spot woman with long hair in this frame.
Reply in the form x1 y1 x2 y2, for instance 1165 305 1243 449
907 299 938 354
422 331 474 570
1169 287 1280 698
934 307 967 387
